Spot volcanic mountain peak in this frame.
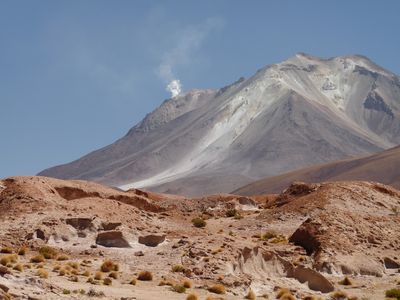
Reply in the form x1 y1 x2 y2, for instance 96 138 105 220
39 54 400 196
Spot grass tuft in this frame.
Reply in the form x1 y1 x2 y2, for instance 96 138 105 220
137 270 153 281
208 284 226 294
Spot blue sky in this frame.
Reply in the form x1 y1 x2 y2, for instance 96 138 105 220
1 0 400 178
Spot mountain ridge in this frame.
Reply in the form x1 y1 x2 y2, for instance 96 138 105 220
39 53 400 196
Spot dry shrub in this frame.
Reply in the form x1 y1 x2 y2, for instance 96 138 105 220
39 246 58 259
186 294 198 300
13 264 23 272
94 271 103 280
171 284 186 293
172 264 185 272
100 259 119 272
208 284 226 294
137 270 153 281
129 278 137 285
246 289 256 300
191 217 206 228
183 279 192 288
30 254 45 263
103 277 112 286
0 247 13 254
56 254 69 261
330 291 348 300
36 268 49 279
18 247 27 256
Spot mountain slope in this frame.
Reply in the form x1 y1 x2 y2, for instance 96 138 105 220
39 53 400 196
234 145 400 195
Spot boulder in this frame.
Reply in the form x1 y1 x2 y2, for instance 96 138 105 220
66 218 94 231
138 234 166 247
384 257 400 269
96 231 130 248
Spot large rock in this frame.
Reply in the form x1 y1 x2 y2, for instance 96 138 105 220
66 218 95 231
96 231 130 248
138 234 166 247
233 247 333 293
289 218 321 255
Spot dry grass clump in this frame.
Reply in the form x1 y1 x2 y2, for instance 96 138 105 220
87 288 105 297
270 235 288 244
186 294 198 300
69 275 79 282
82 269 91 277
171 284 186 293
87 277 95 284
246 289 256 300
67 261 79 269
191 217 206 228
279 294 295 300
56 254 70 261
338 276 353 286
385 288 400 299
129 278 137 285
183 279 192 288
59 266 71 276
303 296 323 300
17 247 27 256
0 256 13 266
208 284 226 294
63 289 71 295
100 259 119 272
226 208 238 217
0 247 13 254
103 277 112 286
94 271 103 280
13 263 24 272
172 264 185 272
30 254 45 263
36 268 49 279
137 270 153 281
159 279 174 286
276 288 295 300
261 231 277 240
39 246 58 259
52 264 61 272
70 268 79 275
330 290 348 300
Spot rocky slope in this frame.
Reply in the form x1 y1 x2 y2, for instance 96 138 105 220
0 176 399 299
234 145 400 195
39 53 400 196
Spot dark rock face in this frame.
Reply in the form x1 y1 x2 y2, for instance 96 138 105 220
289 218 321 255
96 231 131 248
364 91 394 117
100 222 122 231
138 234 166 247
66 218 94 231
384 257 400 269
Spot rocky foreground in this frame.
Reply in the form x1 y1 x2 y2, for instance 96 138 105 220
0 176 399 299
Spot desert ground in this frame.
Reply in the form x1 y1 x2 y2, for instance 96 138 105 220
0 176 399 299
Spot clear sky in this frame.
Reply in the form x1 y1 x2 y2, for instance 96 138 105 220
1 0 400 178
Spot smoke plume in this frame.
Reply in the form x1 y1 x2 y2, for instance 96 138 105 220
157 18 224 98
166 79 182 97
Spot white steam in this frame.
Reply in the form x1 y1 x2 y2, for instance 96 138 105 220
166 79 182 98
157 17 224 98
